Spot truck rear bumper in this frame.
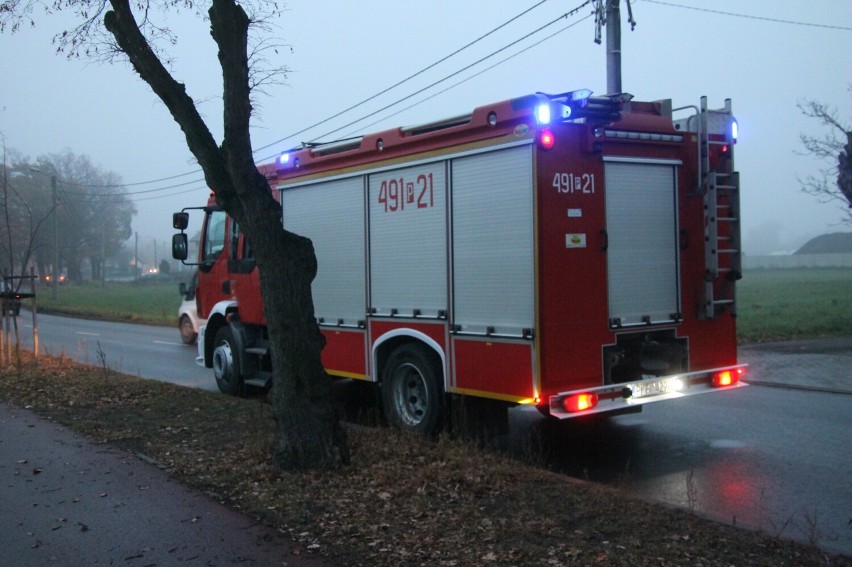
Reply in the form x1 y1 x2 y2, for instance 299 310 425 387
548 365 747 419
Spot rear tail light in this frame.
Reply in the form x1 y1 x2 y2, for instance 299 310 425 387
564 392 599 412
712 367 745 387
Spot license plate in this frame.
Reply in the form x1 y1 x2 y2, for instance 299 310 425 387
631 377 674 399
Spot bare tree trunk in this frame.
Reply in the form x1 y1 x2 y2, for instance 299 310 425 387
253 223 348 469
104 0 349 469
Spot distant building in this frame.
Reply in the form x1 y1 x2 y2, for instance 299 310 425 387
794 232 852 255
745 232 852 269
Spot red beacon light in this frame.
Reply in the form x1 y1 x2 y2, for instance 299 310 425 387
538 129 556 150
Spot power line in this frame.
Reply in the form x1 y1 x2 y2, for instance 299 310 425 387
50 0 851 200
59 168 200 188
65 1 592 196
124 185 208 202
257 0 595 162
56 176 205 197
253 0 561 155
340 12 595 139
113 1 581 191
643 0 852 31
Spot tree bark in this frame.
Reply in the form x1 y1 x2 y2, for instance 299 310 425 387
104 0 348 469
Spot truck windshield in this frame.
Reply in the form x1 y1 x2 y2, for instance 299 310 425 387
202 210 227 263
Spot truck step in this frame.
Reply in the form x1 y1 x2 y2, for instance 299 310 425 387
245 340 269 356
244 371 272 389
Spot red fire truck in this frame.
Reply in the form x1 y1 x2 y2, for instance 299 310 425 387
173 88 746 434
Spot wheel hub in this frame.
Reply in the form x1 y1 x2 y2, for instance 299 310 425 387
392 363 428 426
212 341 234 382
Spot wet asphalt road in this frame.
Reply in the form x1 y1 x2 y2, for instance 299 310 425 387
15 310 215 392
501 386 851 556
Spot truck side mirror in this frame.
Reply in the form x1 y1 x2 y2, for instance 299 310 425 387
172 233 188 261
173 212 189 230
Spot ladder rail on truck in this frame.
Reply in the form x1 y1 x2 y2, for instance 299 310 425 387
173 88 746 436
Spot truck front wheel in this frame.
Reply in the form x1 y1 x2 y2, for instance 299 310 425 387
382 344 443 436
212 327 242 395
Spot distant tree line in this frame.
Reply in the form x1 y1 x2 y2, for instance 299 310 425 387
0 146 135 287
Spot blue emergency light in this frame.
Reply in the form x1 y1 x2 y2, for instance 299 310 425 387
535 102 551 126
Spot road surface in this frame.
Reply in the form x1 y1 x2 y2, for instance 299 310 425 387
13 310 215 392
504 386 851 556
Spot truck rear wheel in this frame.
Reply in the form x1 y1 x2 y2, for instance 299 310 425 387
382 344 443 436
212 327 242 395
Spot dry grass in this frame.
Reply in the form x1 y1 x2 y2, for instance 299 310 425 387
1 352 849 567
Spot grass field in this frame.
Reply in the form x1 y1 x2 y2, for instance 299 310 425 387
736 268 852 342
26 268 852 342
32 277 188 326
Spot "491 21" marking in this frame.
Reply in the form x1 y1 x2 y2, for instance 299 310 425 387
553 172 595 195
377 173 434 213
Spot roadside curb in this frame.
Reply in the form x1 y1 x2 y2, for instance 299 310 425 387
739 336 852 396
745 379 852 397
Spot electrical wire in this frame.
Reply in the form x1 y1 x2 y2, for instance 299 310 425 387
252 0 563 154
82 0 579 196
256 0 595 163
51 0 850 200
339 12 595 139
643 0 852 31
53 176 206 197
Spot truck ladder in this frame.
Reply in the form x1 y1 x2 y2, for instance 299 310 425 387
699 97 742 319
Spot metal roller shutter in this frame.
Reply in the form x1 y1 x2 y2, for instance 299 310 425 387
368 162 447 317
604 159 680 327
451 146 534 336
282 177 366 326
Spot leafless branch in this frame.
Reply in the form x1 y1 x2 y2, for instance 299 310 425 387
797 88 852 222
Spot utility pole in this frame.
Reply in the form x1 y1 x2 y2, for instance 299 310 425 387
606 0 622 95
134 232 139 280
594 0 636 95
51 175 58 300
101 217 107 288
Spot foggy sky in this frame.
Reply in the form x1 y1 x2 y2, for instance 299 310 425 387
1 0 850 257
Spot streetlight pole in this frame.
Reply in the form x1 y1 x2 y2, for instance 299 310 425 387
51 175 58 300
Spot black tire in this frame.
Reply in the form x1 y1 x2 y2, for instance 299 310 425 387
179 315 197 345
381 344 444 436
212 327 242 395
